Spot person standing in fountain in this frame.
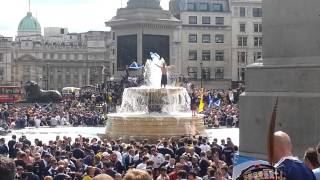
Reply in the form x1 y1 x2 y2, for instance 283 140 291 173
157 63 168 88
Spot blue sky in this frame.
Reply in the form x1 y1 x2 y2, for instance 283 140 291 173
0 0 170 37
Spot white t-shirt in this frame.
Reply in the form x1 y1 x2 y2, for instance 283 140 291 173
35 118 41 128
151 153 165 168
136 163 147 170
200 144 211 152
313 167 320 180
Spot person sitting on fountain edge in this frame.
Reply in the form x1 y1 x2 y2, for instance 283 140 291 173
156 62 168 88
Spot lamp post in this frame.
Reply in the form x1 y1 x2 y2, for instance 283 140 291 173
200 62 203 89
46 63 49 90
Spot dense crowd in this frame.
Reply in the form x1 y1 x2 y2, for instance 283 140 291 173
0 131 320 180
0 101 106 129
188 86 242 128
0 134 238 180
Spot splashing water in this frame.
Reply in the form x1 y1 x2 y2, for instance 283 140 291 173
144 52 166 88
117 52 191 114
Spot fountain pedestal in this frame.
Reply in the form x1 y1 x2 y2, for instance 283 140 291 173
106 87 206 142
106 114 205 142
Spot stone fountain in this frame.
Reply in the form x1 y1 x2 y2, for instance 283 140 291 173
106 53 205 141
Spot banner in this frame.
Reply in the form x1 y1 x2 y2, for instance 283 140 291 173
198 88 204 113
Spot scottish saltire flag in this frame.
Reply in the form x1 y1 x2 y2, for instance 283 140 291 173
214 99 221 107
208 94 214 108
233 153 269 180
129 61 143 70
229 91 234 103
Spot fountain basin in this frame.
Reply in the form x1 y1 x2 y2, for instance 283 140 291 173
106 113 206 142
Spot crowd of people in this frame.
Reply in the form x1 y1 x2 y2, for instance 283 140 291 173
0 101 106 129
0 133 238 180
188 85 242 128
0 131 319 180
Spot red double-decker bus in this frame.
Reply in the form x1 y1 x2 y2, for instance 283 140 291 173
0 86 23 104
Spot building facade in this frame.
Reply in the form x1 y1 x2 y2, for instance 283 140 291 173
106 0 181 79
2 11 111 90
0 36 13 85
231 0 262 82
170 0 233 88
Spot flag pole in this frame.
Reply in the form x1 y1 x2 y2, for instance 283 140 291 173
267 97 279 165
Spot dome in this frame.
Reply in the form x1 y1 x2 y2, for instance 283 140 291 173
127 0 161 9
18 12 41 33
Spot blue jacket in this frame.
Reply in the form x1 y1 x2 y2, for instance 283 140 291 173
275 156 316 180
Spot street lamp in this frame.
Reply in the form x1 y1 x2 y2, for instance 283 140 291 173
200 62 203 89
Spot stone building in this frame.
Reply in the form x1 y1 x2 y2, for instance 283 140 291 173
231 0 262 82
3 10 111 90
106 0 181 79
0 36 13 85
170 0 233 88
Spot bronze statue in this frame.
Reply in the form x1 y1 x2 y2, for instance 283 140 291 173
24 81 62 103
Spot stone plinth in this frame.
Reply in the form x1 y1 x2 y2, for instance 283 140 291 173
240 0 320 158
106 114 206 142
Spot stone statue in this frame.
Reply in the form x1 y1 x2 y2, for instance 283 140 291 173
24 81 62 103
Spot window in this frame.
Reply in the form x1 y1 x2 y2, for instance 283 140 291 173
238 36 248 47
189 16 197 24
240 23 246 32
202 50 211 61
57 75 62 83
188 67 198 80
58 54 62 59
254 23 262 32
66 54 70 59
202 16 210 24
50 53 54 59
254 37 263 47
188 3 196 11
238 52 247 63
112 32 115 40
0 68 4 76
199 3 209 11
75 54 79 60
189 50 197 60
202 34 211 43
65 75 71 84
0 53 3 62
240 7 246 17
213 3 223 12
23 65 31 73
253 8 262 17
239 68 246 81
215 68 224 79
215 34 224 43
202 67 211 80
254 51 262 62
189 34 197 43
82 75 87 85
73 75 79 85
215 50 224 61
216 17 224 25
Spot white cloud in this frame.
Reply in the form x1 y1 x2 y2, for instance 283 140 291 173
0 0 170 37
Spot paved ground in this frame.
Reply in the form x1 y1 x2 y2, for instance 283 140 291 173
2 127 239 145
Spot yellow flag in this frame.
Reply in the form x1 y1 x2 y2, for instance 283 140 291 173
198 88 204 113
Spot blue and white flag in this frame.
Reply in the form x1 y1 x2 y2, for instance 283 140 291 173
129 61 143 70
214 99 221 107
233 153 269 180
208 94 214 108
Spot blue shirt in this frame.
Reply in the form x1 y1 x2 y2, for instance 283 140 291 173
313 167 320 180
275 156 316 180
